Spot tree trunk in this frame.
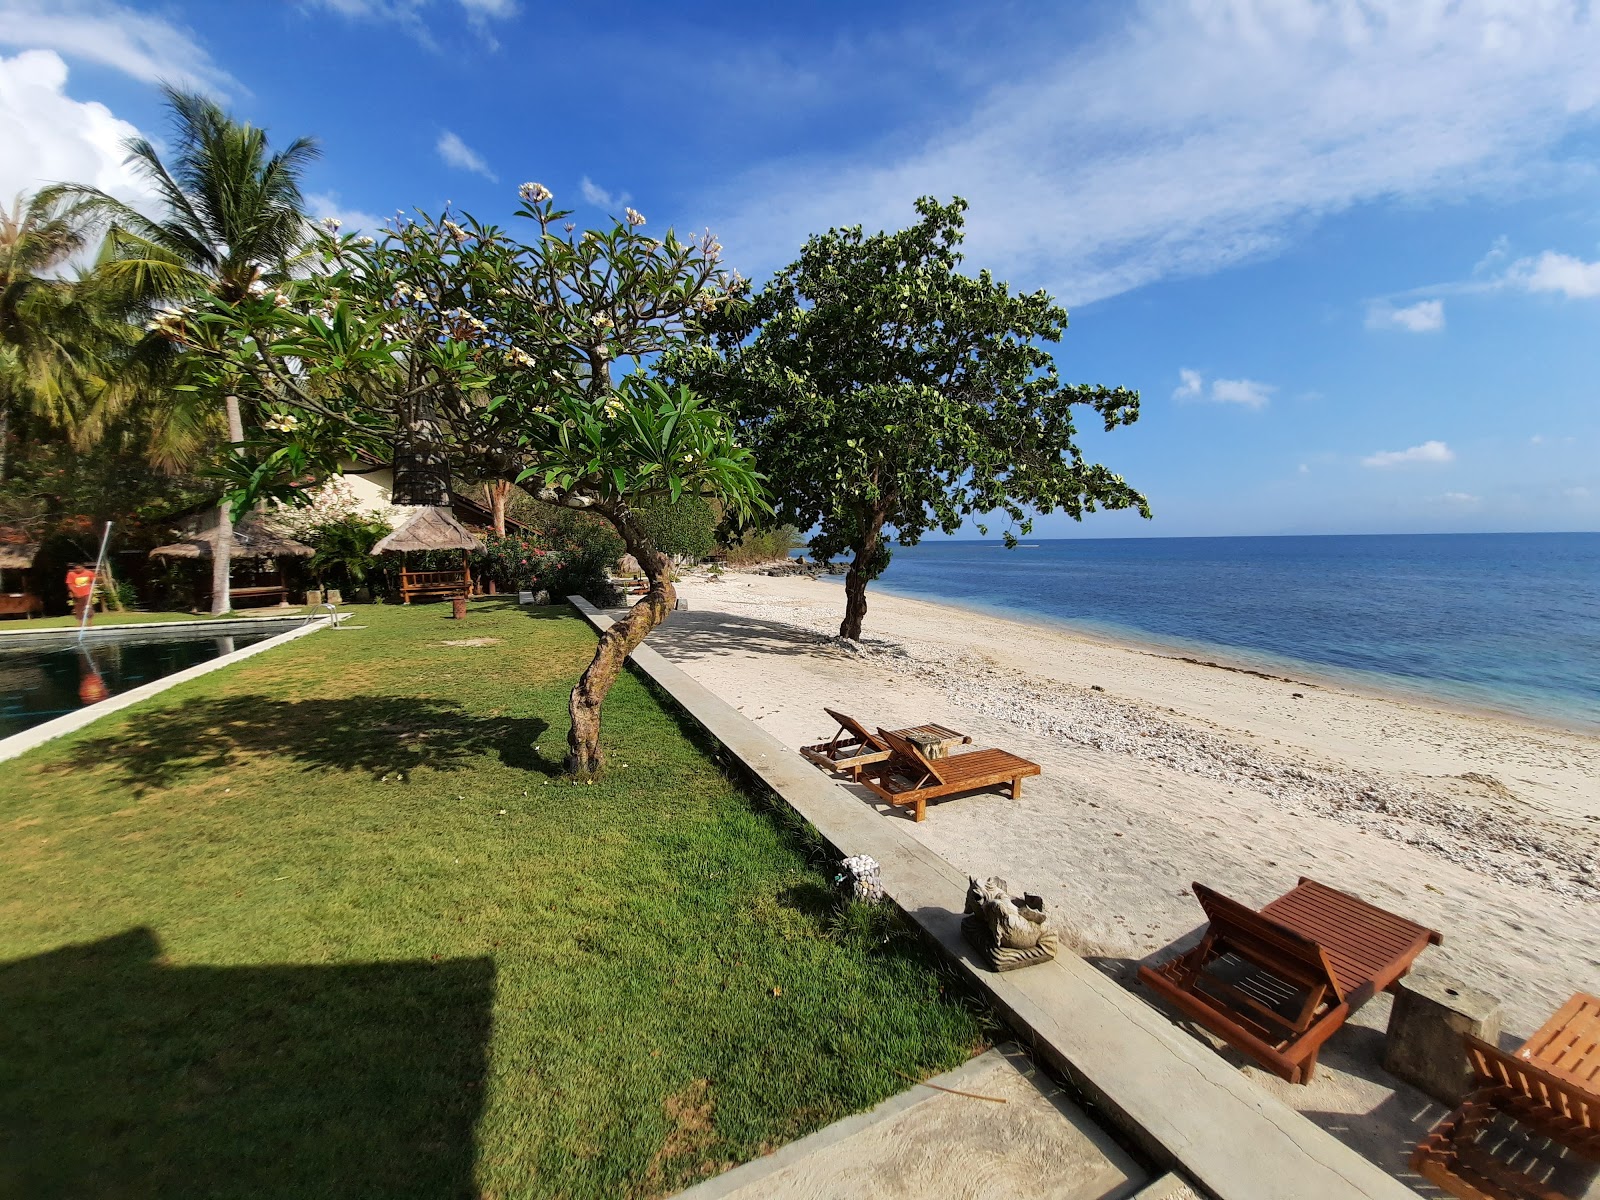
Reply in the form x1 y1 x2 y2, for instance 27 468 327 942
0 402 9 484
565 503 673 778
838 512 885 641
484 480 510 536
210 395 246 615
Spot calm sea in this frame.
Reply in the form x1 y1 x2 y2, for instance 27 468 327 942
871 533 1600 731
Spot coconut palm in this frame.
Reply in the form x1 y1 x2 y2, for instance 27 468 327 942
53 86 320 611
0 191 104 480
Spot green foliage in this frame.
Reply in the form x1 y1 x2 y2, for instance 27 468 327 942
678 195 1148 633
631 494 717 561
0 605 986 1196
305 513 391 589
722 524 804 566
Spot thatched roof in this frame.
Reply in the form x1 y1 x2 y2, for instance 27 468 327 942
149 512 314 560
0 543 39 570
371 505 482 554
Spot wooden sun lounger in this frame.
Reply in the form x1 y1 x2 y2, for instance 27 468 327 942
1137 877 1441 1083
858 727 1041 823
1412 993 1600 1200
799 707 969 778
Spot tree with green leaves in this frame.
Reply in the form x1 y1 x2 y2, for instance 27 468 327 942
680 196 1150 639
54 87 319 613
160 188 762 775
0 190 112 479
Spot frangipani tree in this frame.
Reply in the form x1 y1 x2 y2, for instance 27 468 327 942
158 186 761 775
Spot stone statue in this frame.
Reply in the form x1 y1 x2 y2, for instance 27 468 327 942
962 876 1059 971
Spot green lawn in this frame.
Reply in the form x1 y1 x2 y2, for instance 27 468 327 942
0 602 988 1199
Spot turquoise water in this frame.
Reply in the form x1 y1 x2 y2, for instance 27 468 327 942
0 631 274 738
873 533 1600 730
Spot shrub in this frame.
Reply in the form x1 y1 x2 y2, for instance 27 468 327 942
631 495 716 561
723 524 804 565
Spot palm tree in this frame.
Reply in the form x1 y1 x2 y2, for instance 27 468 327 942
0 191 103 480
55 86 320 612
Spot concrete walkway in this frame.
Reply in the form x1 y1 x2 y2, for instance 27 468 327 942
673 1047 1147 1200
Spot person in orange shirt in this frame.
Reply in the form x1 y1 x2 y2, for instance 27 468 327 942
65 563 97 623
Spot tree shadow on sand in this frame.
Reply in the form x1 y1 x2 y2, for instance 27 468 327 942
0 927 493 1199
59 695 551 794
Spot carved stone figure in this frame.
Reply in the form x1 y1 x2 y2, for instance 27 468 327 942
962 876 1059 971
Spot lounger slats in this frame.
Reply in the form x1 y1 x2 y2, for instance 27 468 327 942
1521 994 1600 1090
860 728 1041 822
1139 878 1439 1083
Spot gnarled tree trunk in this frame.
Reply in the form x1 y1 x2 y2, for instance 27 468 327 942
483 479 511 536
839 510 885 641
565 501 674 778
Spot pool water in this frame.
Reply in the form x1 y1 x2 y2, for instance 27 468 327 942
0 630 275 739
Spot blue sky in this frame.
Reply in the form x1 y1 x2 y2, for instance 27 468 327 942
2 0 1597 538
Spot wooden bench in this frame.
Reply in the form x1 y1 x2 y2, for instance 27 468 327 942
859 727 1040 822
398 568 469 604
1138 877 1441 1083
0 593 43 618
229 584 288 607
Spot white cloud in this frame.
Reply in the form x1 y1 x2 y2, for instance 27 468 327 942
305 190 389 236
0 0 234 96
1441 491 1478 504
702 2 1600 305
1173 368 1273 408
304 0 517 47
1366 299 1445 332
0 49 154 212
1210 379 1274 409
1363 440 1455 468
1566 486 1592 501
436 130 496 181
1298 463 1310 475
579 176 630 210
1507 251 1600 300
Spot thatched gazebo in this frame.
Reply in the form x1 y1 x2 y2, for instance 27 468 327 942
0 543 42 618
150 513 314 607
372 505 482 603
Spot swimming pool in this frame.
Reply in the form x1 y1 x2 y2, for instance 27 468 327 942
0 626 281 738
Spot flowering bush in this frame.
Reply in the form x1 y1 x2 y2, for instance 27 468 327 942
268 477 406 543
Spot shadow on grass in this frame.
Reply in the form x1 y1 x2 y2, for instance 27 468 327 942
0 927 493 1200
61 695 551 793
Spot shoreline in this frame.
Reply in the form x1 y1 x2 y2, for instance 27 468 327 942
851 574 1600 738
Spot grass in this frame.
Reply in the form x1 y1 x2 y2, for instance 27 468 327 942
0 601 989 1199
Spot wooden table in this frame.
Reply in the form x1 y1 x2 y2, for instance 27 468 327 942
900 725 971 761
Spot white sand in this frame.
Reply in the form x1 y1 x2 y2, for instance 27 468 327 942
643 567 1600 1184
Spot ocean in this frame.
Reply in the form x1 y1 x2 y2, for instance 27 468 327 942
871 533 1600 731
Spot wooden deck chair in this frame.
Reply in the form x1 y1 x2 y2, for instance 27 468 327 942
1138 877 1441 1083
858 727 1040 823
799 708 968 779
1412 1032 1600 1200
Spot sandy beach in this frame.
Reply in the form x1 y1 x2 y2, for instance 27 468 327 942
644 566 1600 1182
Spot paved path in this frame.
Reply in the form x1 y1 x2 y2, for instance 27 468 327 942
672 1046 1148 1200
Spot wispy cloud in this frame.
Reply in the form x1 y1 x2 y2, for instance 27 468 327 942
305 190 389 236
702 2 1600 305
436 130 496 181
579 175 630 210
1441 491 1479 505
304 0 518 48
1363 440 1455 468
1366 299 1444 333
1173 369 1272 409
0 0 236 95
